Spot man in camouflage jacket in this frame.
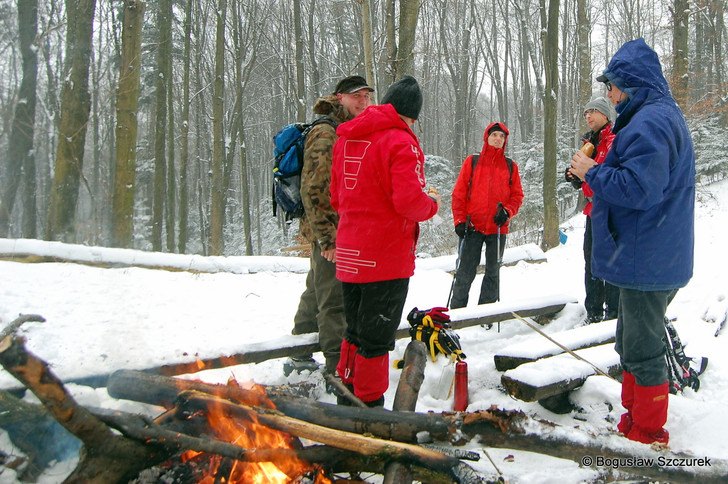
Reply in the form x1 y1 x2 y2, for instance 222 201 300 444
290 76 373 375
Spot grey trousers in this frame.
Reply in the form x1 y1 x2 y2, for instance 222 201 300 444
292 241 346 372
614 287 672 386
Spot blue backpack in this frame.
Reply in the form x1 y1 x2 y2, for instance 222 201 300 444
272 117 336 221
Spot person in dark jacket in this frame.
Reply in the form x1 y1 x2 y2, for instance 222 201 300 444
330 76 440 407
450 122 524 308
287 76 373 377
570 38 695 446
566 97 620 324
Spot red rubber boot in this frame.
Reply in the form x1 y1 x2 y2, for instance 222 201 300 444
626 382 670 445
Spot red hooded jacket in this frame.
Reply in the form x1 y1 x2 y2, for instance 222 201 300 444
581 122 615 216
451 122 524 235
330 104 438 283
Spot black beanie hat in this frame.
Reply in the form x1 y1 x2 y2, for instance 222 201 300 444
488 124 506 135
381 75 423 120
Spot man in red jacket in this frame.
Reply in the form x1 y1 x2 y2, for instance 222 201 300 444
566 97 619 324
330 76 440 407
450 122 524 308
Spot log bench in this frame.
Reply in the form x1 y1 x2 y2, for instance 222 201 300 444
495 318 621 412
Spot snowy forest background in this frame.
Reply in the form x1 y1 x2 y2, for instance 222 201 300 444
0 0 727 258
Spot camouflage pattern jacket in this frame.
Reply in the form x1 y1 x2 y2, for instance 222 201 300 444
299 95 352 249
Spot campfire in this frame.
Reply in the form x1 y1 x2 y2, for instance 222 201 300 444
175 380 331 483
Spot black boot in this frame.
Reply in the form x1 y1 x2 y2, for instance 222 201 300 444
336 383 356 406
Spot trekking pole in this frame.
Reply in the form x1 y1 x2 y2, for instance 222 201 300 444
446 217 469 308
510 311 617 381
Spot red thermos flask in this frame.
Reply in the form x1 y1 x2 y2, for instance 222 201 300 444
453 360 468 411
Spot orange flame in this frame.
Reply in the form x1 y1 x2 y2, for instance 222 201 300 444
182 378 331 483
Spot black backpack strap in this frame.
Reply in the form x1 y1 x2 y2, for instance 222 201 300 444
466 154 479 202
505 157 514 185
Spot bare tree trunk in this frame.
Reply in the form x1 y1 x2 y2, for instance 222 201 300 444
178 0 192 253
576 0 591 128
0 0 39 238
165 47 176 252
397 0 420 77
111 0 144 248
384 0 397 85
671 0 689 109
293 0 306 122
151 0 172 251
360 0 377 91
209 0 227 255
541 0 560 251
46 0 97 242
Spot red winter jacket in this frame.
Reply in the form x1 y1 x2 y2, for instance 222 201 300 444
581 122 615 216
451 122 524 235
330 104 438 283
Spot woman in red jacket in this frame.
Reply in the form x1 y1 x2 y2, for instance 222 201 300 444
330 76 440 407
450 122 524 308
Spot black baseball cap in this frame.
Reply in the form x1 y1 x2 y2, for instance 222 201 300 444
334 75 374 94
596 74 609 82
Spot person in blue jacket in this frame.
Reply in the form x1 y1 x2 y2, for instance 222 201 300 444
570 38 695 446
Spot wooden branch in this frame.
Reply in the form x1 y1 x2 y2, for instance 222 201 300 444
324 372 366 408
177 390 478 482
0 334 165 482
0 314 45 340
95 408 335 465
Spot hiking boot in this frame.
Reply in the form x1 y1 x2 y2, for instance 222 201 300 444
584 313 603 325
283 356 321 376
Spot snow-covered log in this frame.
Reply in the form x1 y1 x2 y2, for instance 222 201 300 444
494 318 616 371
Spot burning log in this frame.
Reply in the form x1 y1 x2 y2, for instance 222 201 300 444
0 317 167 482
107 369 455 442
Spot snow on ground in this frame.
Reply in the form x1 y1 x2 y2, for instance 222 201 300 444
1 179 727 483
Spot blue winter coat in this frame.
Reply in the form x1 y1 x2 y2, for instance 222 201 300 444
586 38 695 290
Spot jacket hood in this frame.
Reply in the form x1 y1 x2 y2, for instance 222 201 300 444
599 38 670 97
336 103 415 140
600 39 677 133
313 94 351 123
480 121 510 159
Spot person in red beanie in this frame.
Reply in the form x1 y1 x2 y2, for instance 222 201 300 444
330 76 440 407
450 122 524 308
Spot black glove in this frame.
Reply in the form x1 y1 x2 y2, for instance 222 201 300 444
455 223 467 237
494 205 509 226
565 167 583 189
